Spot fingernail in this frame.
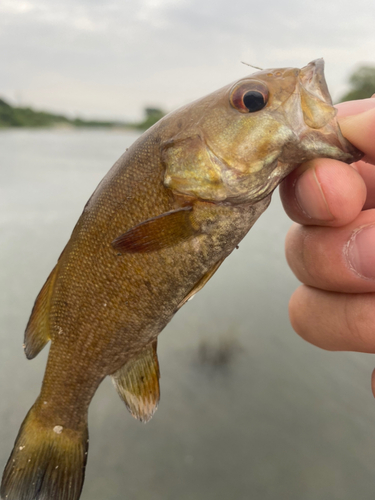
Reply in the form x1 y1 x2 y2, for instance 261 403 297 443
295 167 333 220
346 225 375 279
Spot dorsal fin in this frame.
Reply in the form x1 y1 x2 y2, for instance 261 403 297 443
111 341 160 423
24 266 58 359
112 207 196 253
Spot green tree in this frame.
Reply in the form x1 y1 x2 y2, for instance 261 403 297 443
0 98 22 126
339 65 375 102
137 107 165 130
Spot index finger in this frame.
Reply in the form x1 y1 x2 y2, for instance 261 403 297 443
336 97 375 119
338 105 375 165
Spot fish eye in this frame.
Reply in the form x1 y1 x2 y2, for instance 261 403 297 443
242 91 266 112
230 80 269 113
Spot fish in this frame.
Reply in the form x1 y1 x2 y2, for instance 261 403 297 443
1 59 362 500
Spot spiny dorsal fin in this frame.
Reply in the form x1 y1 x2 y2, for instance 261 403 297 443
112 207 196 253
177 257 226 309
24 266 58 359
111 341 160 423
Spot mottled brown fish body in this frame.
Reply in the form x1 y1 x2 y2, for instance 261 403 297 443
1 59 361 500
35 127 271 421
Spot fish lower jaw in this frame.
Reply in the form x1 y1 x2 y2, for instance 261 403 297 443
300 138 356 164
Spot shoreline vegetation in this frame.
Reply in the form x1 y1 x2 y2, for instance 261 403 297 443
1 65 374 131
0 98 165 131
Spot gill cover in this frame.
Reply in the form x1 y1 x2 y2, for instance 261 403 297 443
162 135 229 201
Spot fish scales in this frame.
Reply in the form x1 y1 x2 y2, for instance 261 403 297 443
1 59 362 500
28 126 265 425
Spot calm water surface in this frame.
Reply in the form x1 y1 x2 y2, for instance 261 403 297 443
1 128 375 500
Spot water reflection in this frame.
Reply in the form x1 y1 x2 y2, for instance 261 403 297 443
1 129 374 500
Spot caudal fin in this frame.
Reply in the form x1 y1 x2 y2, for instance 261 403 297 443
1 405 88 500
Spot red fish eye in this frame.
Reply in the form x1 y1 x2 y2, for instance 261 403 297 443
230 80 269 113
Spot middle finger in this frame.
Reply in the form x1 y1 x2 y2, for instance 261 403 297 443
286 209 375 293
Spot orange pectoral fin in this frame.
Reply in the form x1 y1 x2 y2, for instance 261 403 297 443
112 206 197 253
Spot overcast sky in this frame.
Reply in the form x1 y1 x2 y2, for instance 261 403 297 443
1 0 374 121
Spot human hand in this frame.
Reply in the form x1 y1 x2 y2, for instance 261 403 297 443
280 97 375 395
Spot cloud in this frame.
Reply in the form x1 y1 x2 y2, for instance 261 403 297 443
1 0 374 120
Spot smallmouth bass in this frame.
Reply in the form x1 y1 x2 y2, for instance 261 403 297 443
1 59 362 500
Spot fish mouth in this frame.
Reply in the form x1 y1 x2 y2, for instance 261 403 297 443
299 59 333 108
282 59 363 165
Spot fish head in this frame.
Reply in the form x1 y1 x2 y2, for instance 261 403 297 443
163 59 362 204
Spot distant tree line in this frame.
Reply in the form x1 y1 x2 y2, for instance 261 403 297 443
0 98 166 130
2 64 373 130
135 107 166 130
0 98 72 127
338 65 375 102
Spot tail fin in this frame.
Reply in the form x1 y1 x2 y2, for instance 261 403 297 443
1 405 88 500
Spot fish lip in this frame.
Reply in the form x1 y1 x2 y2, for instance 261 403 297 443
300 136 360 163
332 128 364 163
299 58 333 105
285 59 364 164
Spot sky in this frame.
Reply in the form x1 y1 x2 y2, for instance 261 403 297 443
1 0 375 121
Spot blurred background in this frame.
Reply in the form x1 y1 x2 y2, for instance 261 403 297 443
1 1 375 499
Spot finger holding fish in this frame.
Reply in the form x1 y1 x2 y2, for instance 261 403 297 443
283 98 375 375
282 100 375 295
285 209 375 294
337 100 375 210
280 99 375 227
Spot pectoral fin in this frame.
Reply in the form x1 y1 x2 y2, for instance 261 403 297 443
24 265 58 359
177 257 226 309
112 207 196 253
111 341 160 423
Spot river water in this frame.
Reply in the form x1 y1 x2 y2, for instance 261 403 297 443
1 128 374 500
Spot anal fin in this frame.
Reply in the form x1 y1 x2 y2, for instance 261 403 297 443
111 341 160 423
177 257 226 309
24 265 58 359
